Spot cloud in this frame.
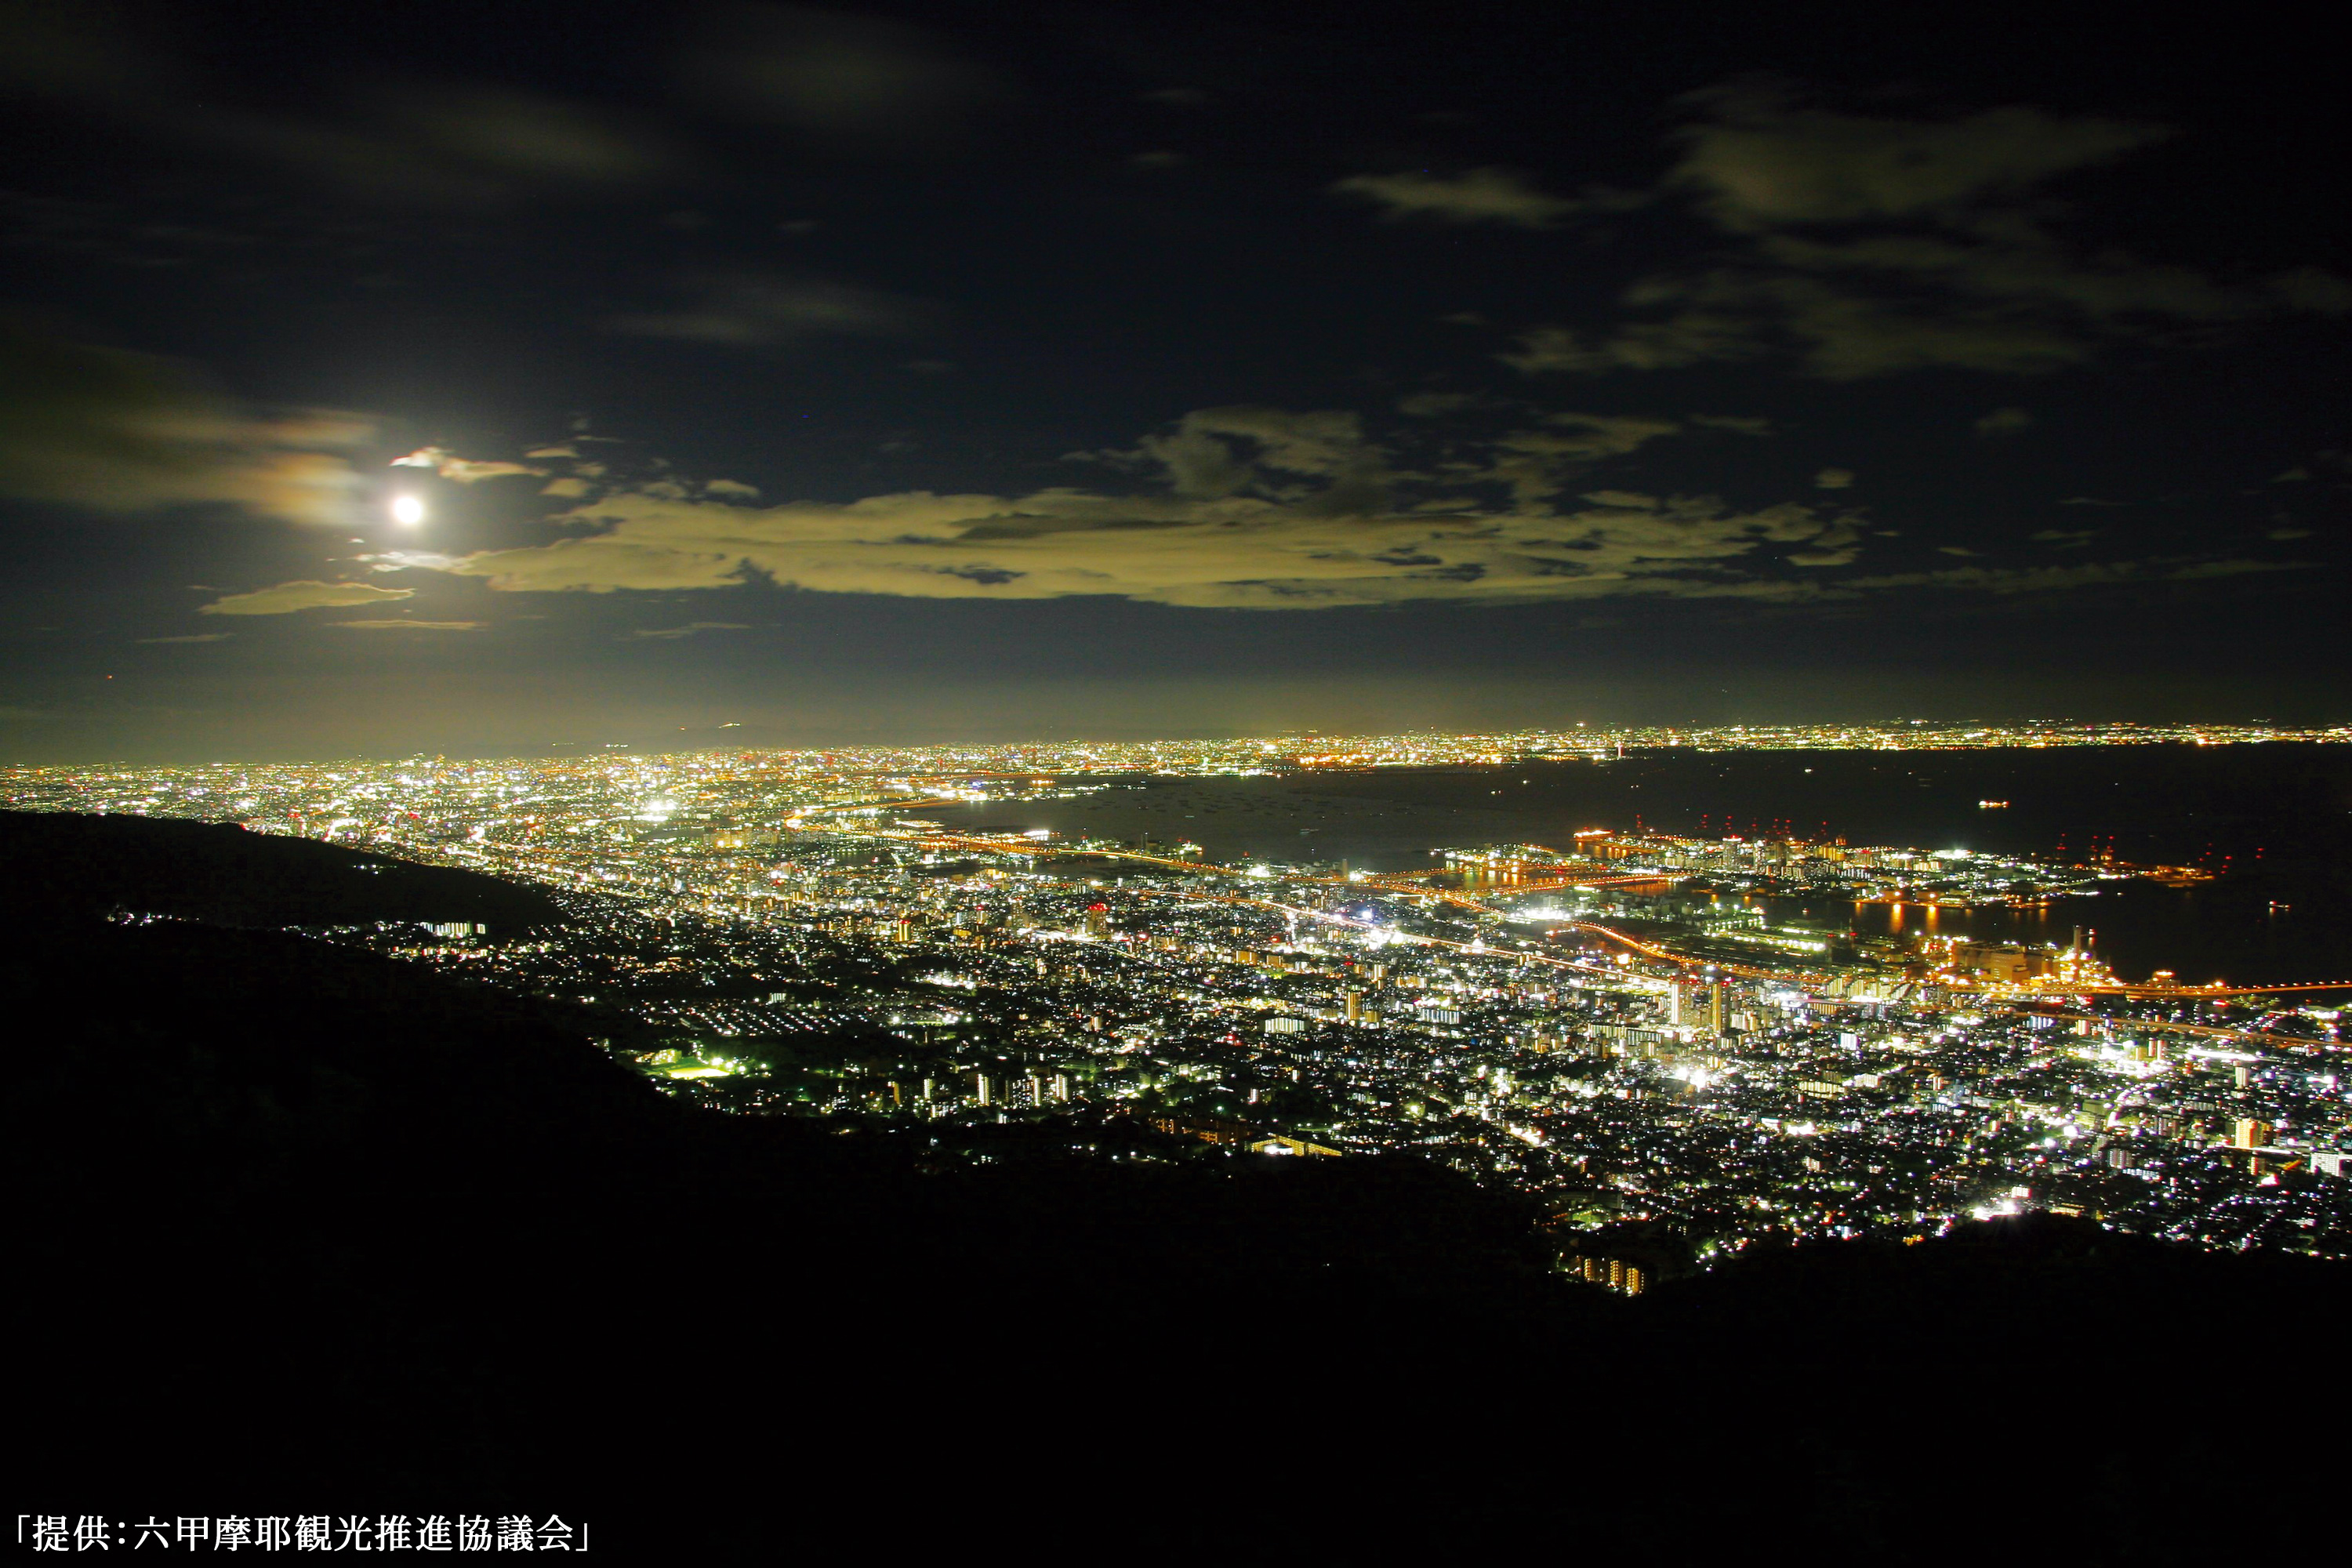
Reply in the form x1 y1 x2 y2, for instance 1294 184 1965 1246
1395 391 1483 417
335 619 486 630
358 550 459 573
390 447 547 483
1664 86 2165 231
606 270 924 345
1500 317 1762 375
1445 413 1683 506
1512 270 2098 379
2031 528 2096 548
232 412 2314 615
2269 267 2352 315
1689 415 1773 435
681 4 1004 145
1512 90 2345 379
379 86 673 190
630 622 753 638
135 633 234 644
1117 406 1380 499
198 581 416 616
1974 407 2034 437
1536 413 1683 458
1754 227 2257 321
434 484 1865 608
1331 168 1588 229
1814 468 1854 489
1838 559 2297 595
0 6 677 207
407 408 1878 609
0 325 370 524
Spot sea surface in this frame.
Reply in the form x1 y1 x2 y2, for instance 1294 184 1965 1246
939 744 2352 988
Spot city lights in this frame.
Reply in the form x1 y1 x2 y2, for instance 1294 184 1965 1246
6 724 2343 1271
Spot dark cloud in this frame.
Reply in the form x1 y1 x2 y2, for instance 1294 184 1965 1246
680 3 1005 146
1507 89 2348 379
0 6 677 206
1664 85 2166 231
1395 392 1485 417
604 270 927 346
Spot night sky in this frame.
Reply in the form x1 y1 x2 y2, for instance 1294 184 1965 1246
1 1 2343 760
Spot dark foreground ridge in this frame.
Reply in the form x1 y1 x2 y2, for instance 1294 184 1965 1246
13 818 2345 1560
0 810 563 933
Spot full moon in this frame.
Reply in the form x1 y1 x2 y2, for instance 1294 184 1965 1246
390 494 426 527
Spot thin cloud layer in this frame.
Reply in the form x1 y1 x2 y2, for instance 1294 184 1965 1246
0 326 370 524
606 270 925 345
199 581 415 616
680 3 1006 145
0 6 677 206
1331 168 1594 229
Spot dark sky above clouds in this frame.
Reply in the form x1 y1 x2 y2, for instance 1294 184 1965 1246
0 0 2343 760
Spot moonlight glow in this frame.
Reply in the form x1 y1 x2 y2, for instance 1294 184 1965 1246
390 495 426 528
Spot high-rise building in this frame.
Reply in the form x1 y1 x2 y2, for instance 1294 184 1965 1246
975 1073 993 1106
2233 1117 2273 1150
1084 903 1109 938
1345 989 1363 1021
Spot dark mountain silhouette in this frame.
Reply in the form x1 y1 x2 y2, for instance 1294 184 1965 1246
10 816 2343 1559
0 810 562 931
